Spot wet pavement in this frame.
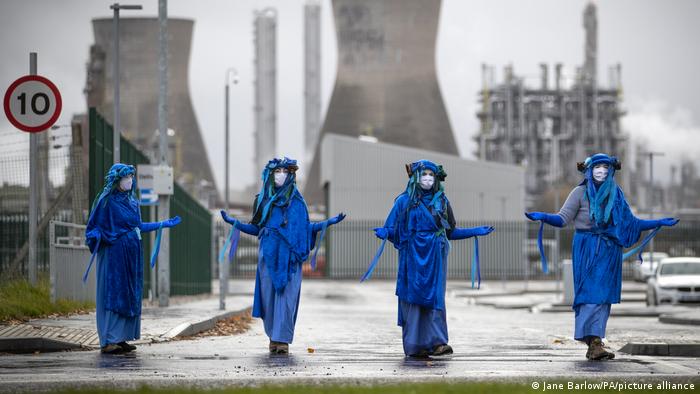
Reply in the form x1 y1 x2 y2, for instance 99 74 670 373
1 280 699 391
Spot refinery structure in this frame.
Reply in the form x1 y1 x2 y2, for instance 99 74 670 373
475 3 627 206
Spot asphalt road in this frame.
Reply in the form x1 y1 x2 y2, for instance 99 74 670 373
1 280 699 392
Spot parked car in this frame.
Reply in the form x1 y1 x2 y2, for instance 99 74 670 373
632 252 669 282
646 257 700 306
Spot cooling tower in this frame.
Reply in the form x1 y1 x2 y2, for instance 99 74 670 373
304 0 457 205
86 18 216 199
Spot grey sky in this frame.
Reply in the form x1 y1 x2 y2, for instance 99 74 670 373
1 0 699 191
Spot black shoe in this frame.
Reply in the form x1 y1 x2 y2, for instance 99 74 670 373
118 342 137 352
431 344 453 357
408 349 431 358
101 344 123 354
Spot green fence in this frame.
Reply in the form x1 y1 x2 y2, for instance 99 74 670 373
88 108 211 296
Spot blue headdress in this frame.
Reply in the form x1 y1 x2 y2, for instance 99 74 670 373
88 163 137 222
252 157 300 226
577 153 622 228
404 160 447 209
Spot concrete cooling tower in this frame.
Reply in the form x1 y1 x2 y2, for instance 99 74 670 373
304 0 457 205
86 18 217 202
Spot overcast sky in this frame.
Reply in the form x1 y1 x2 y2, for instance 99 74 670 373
1 0 699 190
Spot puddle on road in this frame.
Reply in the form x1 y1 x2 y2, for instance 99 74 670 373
96 352 144 369
182 355 232 360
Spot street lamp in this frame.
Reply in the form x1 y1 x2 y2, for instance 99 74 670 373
644 151 665 265
224 68 239 211
110 3 142 164
221 67 238 311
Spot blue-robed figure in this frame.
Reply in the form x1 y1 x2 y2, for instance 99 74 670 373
220 157 345 354
85 164 181 354
526 153 678 360
365 160 494 357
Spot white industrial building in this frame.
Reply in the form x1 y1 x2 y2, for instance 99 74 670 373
316 134 528 280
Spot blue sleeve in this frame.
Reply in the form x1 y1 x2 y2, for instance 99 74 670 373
383 195 404 247
139 222 161 233
311 220 328 234
638 219 661 231
236 221 260 236
541 213 565 228
448 227 480 240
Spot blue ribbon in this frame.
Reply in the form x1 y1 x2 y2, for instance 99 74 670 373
219 227 236 264
228 228 241 263
310 221 328 271
623 226 662 262
537 220 549 274
150 224 163 269
470 236 481 289
360 237 387 282
82 237 101 283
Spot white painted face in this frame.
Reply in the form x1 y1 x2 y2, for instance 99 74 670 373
118 174 133 191
273 168 289 187
419 169 435 190
592 164 609 183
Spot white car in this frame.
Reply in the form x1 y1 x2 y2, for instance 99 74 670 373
632 252 669 282
646 257 700 306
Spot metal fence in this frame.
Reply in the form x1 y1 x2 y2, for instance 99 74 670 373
213 218 328 280
49 221 94 303
88 108 211 296
215 219 700 282
0 130 78 279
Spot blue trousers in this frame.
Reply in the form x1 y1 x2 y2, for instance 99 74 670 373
253 260 303 344
398 300 448 356
96 250 140 347
574 303 611 341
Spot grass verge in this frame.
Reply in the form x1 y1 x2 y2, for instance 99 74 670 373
0 278 94 323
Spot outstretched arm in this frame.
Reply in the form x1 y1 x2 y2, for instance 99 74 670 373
311 213 346 235
139 216 181 233
638 217 679 231
525 187 583 228
524 212 564 227
448 226 494 240
220 210 260 236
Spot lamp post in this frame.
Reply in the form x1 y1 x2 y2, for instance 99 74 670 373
225 68 239 212
645 151 664 265
109 3 142 164
221 67 238 310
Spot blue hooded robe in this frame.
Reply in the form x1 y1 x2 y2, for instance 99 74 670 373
380 160 488 356
249 158 313 344
85 164 163 347
531 153 666 341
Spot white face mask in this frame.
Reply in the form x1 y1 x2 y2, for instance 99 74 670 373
273 171 288 187
419 174 435 190
119 176 133 191
592 165 609 183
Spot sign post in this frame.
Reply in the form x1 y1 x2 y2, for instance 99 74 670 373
136 164 173 303
3 53 62 285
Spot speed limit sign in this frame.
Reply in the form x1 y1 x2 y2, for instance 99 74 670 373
3 75 62 133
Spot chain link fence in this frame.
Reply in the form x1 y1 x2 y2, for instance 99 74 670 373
0 126 85 280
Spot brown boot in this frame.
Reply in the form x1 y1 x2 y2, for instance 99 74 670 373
274 342 289 354
587 337 614 361
269 340 277 353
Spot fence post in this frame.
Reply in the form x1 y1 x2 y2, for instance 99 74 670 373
49 220 56 303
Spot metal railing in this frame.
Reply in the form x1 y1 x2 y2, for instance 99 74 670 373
214 219 700 282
